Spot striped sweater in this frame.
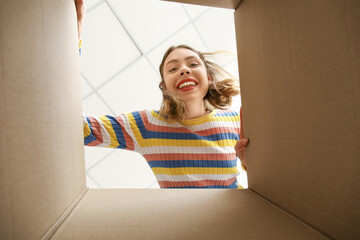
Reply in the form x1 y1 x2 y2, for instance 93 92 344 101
83 109 245 189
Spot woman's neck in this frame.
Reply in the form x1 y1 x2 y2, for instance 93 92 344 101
184 100 208 119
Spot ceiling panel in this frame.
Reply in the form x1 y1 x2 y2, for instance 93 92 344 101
81 2 141 88
88 150 158 188
85 147 116 170
182 3 210 19
86 174 102 188
98 58 163 114
81 78 93 98
82 93 114 116
193 7 237 53
108 0 190 52
84 0 102 10
146 24 207 70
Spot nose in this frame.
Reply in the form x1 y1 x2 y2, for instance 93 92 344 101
180 64 190 76
180 71 190 76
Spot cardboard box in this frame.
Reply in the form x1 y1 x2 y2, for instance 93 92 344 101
1 0 359 239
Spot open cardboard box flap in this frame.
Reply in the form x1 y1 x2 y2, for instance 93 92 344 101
1 0 359 239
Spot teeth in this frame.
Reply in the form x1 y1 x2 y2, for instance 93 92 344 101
178 81 196 89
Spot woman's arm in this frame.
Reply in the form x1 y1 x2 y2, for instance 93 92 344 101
75 0 86 41
75 1 136 150
75 0 86 56
235 106 249 170
83 114 136 151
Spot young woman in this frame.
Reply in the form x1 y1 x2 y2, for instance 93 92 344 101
75 0 249 189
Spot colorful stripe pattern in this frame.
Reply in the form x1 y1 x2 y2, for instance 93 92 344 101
83 109 243 189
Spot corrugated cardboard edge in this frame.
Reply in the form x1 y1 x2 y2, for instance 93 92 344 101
41 187 89 240
248 188 332 240
163 0 242 9
42 189 331 240
234 0 244 10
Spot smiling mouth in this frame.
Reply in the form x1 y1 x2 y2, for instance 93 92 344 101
176 79 198 90
178 81 197 89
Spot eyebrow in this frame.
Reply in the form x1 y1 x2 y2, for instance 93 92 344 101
165 56 197 68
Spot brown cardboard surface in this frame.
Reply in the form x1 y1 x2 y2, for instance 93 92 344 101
0 0 87 239
0 28 13 240
163 0 242 9
235 0 360 239
51 189 327 240
1 0 359 239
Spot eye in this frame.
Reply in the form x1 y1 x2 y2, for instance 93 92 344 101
169 67 177 73
189 63 199 67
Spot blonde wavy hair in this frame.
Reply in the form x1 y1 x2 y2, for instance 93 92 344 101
158 45 240 121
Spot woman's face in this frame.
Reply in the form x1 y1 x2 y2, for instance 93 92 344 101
162 48 211 103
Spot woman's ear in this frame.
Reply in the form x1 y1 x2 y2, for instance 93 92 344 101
207 74 212 84
159 81 167 91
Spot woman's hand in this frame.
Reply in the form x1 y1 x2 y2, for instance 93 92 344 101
235 138 249 170
75 0 86 40
235 106 249 170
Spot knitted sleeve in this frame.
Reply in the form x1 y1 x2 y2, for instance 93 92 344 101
83 111 147 151
79 39 82 56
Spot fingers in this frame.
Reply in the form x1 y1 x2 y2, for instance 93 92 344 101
75 0 84 10
236 138 249 148
240 106 244 139
235 142 246 163
75 0 84 6
75 0 86 21
234 138 249 156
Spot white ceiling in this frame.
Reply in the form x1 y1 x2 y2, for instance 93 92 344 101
80 0 246 189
